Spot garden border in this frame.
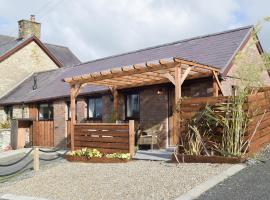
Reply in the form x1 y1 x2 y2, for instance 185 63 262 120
171 154 247 164
64 155 130 163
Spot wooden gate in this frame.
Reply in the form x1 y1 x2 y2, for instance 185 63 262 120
32 121 54 147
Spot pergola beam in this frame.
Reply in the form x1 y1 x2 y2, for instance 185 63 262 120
180 67 191 85
163 73 175 85
213 71 224 96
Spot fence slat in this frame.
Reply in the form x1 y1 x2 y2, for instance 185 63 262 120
74 123 133 155
180 89 270 156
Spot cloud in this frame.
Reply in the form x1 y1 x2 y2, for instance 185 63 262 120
0 0 269 62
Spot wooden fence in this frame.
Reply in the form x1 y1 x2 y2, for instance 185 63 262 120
246 89 270 154
74 121 135 156
179 89 270 155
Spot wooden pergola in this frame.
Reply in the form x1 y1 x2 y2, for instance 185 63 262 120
64 57 223 150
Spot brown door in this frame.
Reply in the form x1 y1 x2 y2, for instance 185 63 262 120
33 121 54 147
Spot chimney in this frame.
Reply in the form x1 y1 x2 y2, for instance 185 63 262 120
18 15 41 39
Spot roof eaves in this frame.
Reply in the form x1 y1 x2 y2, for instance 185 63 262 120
221 26 254 76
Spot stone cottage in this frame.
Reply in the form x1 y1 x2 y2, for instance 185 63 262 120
0 15 80 122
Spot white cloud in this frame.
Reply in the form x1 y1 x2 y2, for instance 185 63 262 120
0 0 269 62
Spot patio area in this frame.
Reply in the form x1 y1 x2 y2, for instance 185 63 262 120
0 160 232 200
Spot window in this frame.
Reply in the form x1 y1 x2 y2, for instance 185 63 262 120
4 106 13 120
125 93 139 119
66 101 77 119
88 97 103 119
38 103 53 120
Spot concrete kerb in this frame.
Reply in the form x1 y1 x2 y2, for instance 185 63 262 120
175 164 246 200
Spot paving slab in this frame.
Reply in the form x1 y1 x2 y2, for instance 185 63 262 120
134 150 172 161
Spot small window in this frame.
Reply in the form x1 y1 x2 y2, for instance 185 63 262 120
39 103 53 120
4 106 13 120
125 93 139 119
66 101 77 119
88 97 103 119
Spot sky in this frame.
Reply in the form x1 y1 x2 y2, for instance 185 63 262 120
0 0 269 62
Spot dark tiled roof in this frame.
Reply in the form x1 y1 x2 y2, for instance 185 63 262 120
0 35 81 67
0 25 253 105
0 35 14 46
44 43 81 67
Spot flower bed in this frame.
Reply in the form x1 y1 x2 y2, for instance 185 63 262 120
65 148 131 163
171 154 246 164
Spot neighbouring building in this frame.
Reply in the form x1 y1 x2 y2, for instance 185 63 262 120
0 25 269 148
0 15 81 122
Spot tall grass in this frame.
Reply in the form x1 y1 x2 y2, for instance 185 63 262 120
203 91 248 157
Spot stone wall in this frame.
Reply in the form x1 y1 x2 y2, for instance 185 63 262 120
53 100 67 147
12 105 30 119
102 95 113 122
0 107 6 122
0 40 59 121
77 98 87 122
182 78 213 97
0 129 11 151
0 41 58 98
140 86 169 148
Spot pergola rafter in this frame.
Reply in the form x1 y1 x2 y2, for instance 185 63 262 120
64 57 223 150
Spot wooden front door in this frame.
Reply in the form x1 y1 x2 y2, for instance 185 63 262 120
32 121 54 147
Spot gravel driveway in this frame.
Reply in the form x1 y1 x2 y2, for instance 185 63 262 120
0 160 231 200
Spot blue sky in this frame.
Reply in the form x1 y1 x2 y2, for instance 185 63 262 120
0 0 269 62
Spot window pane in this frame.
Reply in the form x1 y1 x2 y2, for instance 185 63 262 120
95 98 103 118
88 97 103 118
88 99 95 118
126 93 139 118
39 104 53 120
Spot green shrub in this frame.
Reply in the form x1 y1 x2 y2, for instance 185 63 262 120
69 149 131 160
70 148 102 159
0 121 11 129
105 153 131 160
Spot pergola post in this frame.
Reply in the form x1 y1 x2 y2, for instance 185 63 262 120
213 77 219 97
174 64 182 144
70 83 82 151
113 87 119 121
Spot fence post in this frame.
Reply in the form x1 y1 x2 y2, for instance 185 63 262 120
129 120 135 157
34 146 39 172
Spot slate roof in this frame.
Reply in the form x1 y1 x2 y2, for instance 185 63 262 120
0 35 81 67
0 25 254 105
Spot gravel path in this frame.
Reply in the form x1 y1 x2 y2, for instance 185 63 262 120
0 161 231 200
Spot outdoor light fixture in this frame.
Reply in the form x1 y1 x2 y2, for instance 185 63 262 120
157 88 163 95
